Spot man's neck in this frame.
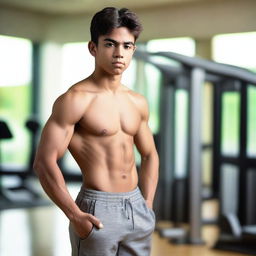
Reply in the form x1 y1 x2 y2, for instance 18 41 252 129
90 70 122 92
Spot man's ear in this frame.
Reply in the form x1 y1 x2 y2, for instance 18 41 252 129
88 41 97 56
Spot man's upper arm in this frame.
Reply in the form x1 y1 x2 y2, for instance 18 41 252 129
134 96 155 157
36 91 85 161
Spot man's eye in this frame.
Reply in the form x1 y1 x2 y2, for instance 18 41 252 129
105 43 114 47
124 44 133 49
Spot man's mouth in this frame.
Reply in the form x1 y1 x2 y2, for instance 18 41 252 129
112 61 124 65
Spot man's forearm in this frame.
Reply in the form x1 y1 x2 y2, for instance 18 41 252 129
34 159 81 221
139 150 159 208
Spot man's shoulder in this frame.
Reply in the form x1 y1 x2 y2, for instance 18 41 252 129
57 79 95 104
68 78 97 95
123 87 149 118
125 88 148 108
52 79 95 117
123 85 146 102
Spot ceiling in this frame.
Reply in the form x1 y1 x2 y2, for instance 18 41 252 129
0 0 204 15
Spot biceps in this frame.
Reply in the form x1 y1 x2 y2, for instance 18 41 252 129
134 122 155 157
37 119 74 160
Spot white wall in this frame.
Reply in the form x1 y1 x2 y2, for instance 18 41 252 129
0 6 49 41
0 0 256 43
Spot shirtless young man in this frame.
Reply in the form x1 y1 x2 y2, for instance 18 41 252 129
34 7 159 256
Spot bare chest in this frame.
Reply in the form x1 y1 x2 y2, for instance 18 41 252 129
79 94 141 136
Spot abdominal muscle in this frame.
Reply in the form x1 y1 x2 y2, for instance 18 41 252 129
68 130 139 193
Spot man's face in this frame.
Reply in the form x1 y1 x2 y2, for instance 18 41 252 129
91 27 136 76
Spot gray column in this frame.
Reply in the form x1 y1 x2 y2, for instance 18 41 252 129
187 67 205 244
159 80 175 220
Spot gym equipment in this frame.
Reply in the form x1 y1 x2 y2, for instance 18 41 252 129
214 214 256 255
134 50 256 247
0 118 49 209
0 120 13 202
212 76 256 254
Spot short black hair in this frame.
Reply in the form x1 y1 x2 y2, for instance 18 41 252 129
90 7 143 45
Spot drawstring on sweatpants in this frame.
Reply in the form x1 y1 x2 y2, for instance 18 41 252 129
124 198 135 230
89 199 96 215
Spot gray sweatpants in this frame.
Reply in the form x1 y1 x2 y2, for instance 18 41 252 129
69 187 156 256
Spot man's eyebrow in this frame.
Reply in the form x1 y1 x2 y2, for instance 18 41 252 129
103 38 135 45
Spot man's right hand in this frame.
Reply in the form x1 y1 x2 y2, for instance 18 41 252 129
71 211 104 239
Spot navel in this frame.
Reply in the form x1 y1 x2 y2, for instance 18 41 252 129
122 174 127 179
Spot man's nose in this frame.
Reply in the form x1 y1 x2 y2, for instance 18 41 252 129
113 45 123 58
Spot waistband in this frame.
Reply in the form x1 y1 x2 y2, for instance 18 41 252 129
78 186 143 203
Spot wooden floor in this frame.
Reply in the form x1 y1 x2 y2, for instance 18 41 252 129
0 183 249 256
152 222 247 256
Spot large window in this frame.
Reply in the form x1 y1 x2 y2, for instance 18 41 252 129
147 37 195 177
147 37 195 56
174 90 188 178
213 32 256 72
213 32 256 157
221 92 240 156
247 86 256 157
146 37 195 135
0 35 32 168
61 42 94 90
